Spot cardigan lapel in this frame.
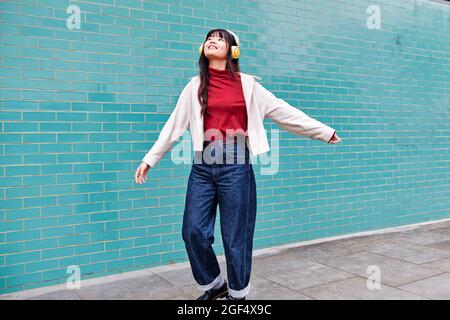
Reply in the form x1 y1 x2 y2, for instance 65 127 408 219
239 72 255 118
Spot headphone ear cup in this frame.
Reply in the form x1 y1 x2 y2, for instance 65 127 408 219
199 44 203 55
231 45 240 59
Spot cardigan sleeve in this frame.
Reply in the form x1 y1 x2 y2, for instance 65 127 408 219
253 81 336 143
141 81 191 168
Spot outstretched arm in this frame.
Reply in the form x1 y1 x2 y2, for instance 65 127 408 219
254 81 336 144
141 82 191 168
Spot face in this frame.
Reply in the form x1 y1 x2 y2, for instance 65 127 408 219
203 32 229 60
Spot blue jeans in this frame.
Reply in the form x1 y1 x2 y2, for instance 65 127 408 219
182 137 257 298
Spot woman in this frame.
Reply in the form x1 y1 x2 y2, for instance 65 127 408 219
135 29 341 300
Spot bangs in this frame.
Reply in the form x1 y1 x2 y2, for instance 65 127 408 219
207 29 226 40
211 31 225 38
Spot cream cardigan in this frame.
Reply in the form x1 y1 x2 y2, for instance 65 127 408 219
142 72 336 168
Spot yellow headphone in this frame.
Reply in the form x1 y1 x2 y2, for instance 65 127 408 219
198 29 240 59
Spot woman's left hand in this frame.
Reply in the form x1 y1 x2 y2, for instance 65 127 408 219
328 132 341 144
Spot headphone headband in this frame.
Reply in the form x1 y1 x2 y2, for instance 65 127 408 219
225 29 240 46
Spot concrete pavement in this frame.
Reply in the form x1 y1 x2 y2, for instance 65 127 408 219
3 219 450 300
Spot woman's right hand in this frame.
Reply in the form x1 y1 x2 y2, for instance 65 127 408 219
135 162 150 184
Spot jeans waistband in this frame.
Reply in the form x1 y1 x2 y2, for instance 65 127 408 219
203 135 249 148
196 136 251 165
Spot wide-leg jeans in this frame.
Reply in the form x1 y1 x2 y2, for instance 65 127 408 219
182 137 257 298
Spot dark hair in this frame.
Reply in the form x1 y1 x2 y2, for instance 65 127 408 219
197 29 240 118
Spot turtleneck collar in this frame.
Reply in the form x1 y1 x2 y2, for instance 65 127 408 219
208 66 232 78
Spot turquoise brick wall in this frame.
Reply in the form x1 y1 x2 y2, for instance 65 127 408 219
1 0 450 294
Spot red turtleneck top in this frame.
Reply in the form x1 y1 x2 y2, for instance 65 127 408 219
203 67 248 141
